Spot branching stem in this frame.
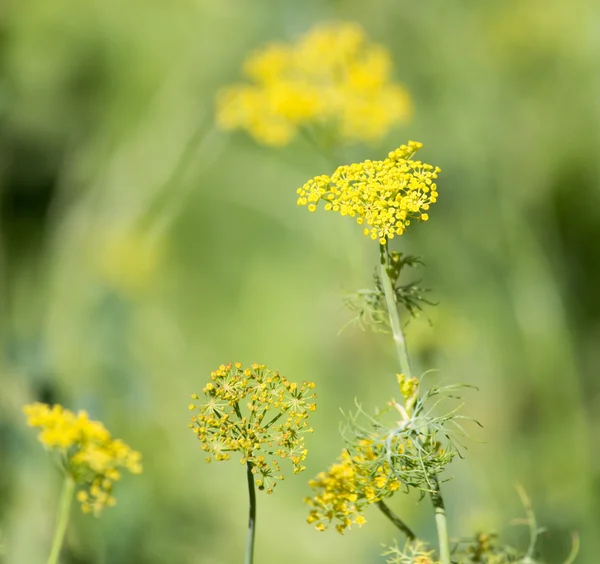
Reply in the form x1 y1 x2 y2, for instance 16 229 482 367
380 242 451 564
377 500 416 541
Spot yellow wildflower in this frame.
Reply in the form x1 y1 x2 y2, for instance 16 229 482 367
216 22 412 146
23 403 142 515
297 141 440 243
189 363 316 493
305 446 401 533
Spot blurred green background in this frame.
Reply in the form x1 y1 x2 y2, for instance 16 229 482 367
1 0 599 562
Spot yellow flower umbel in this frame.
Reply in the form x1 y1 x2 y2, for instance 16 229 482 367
189 362 316 493
23 403 142 516
305 444 401 534
216 22 412 146
297 141 440 244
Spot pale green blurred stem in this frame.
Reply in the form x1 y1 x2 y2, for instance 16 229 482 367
379 243 451 564
47 476 75 564
245 461 257 564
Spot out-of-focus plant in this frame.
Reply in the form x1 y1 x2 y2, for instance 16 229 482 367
188 362 316 563
23 403 142 564
95 226 164 297
216 22 411 147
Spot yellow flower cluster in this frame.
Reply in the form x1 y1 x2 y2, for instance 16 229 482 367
216 22 412 146
189 362 317 494
305 443 400 533
23 403 142 515
297 141 440 244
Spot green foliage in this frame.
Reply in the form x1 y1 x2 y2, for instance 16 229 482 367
341 252 435 333
341 380 475 496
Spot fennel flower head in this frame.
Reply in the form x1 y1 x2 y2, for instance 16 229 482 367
216 22 412 146
23 403 142 515
297 141 441 244
305 444 401 534
189 362 317 494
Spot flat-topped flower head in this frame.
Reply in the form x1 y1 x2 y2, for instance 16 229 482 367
23 403 142 515
297 141 440 244
189 362 316 493
216 22 412 146
305 444 401 534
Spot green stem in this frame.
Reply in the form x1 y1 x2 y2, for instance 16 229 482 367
376 500 416 541
379 242 451 564
47 476 75 564
245 461 257 564
431 481 451 564
379 244 412 379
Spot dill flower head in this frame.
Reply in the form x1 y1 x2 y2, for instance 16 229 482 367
305 444 401 534
216 22 412 146
297 141 440 244
189 362 317 493
23 402 142 515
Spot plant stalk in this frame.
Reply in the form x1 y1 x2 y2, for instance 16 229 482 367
379 242 451 564
379 244 412 379
431 480 451 564
47 475 75 564
376 500 416 541
245 461 257 564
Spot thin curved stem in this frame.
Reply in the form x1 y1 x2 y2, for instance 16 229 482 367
377 500 416 541
245 462 257 564
47 475 75 564
379 242 451 564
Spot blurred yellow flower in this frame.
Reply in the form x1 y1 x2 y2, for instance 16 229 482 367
24 403 142 515
97 228 163 296
216 22 412 146
297 141 440 244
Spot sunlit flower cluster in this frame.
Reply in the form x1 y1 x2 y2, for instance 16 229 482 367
23 403 142 515
305 441 401 533
216 22 412 146
297 141 440 244
189 362 316 493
